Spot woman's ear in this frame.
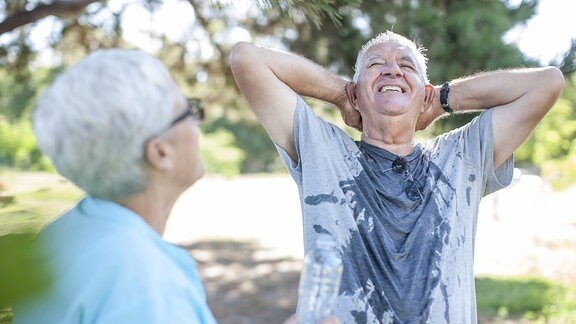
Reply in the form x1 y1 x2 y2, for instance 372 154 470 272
144 138 174 171
345 81 359 110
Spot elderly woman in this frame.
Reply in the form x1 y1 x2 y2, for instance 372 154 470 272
13 49 215 323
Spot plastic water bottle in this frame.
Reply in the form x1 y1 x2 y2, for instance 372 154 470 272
296 233 343 323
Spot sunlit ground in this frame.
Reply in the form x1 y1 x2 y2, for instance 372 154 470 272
1 168 575 323
167 172 576 285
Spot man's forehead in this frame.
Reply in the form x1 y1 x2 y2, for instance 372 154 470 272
364 42 416 60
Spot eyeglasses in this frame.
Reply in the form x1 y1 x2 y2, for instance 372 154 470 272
392 157 424 201
147 97 204 141
168 97 205 128
142 98 205 163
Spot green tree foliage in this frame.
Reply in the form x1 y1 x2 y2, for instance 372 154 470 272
0 67 55 169
200 129 246 177
0 0 574 178
258 0 362 29
0 118 40 169
516 76 576 189
281 1 538 78
0 0 356 172
557 39 576 75
282 0 542 133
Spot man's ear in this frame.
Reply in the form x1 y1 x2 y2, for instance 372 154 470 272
144 138 174 171
345 81 359 111
422 83 435 112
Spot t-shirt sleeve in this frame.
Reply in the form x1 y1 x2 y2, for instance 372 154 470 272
274 96 357 180
436 109 514 196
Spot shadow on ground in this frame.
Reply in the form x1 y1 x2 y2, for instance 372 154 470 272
182 240 576 324
183 239 302 324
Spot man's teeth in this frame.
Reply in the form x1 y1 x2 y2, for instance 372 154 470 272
379 86 402 93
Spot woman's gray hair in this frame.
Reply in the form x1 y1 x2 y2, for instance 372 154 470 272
352 31 429 83
33 49 180 200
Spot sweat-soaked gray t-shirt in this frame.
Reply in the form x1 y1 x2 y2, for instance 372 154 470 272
276 97 514 323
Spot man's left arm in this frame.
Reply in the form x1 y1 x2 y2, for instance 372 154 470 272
424 67 565 169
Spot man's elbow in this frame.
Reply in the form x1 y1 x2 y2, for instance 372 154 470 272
543 66 565 100
229 42 257 77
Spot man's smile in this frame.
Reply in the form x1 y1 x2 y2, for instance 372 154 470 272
378 85 404 93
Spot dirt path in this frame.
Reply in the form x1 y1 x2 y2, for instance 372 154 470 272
166 174 576 284
164 174 576 322
4 171 575 322
186 240 300 323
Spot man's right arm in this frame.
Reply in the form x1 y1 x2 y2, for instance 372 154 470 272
229 42 349 161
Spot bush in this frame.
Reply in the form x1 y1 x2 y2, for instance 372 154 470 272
200 129 245 178
515 96 576 190
0 118 52 171
203 117 282 173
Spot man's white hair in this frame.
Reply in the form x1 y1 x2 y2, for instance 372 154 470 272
33 49 180 200
352 31 429 83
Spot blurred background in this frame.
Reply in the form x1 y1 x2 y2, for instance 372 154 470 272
1 0 575 323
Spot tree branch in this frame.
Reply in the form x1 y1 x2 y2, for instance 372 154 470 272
186 0 228 62
0 0 103 35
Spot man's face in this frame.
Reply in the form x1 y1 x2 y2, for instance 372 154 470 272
354 41 428 120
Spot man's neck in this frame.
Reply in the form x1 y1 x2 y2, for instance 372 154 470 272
362 137 416 157
360 111 419 156
361 124 416 157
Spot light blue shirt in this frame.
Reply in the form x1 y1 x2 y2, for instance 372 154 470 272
13 197 216 324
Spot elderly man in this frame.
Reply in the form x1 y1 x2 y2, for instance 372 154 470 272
13 49 215 323
229 31 564 323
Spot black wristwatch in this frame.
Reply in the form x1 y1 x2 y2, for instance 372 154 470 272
440 82 453 113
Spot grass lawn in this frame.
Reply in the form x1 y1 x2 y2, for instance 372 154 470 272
0 168 82 235
0 168 83 324
476 276 576 322
1 169 575 323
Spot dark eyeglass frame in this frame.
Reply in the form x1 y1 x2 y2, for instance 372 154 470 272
168 97 205 128
142 98 205 163
392 157 424 201
146 97 205 143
